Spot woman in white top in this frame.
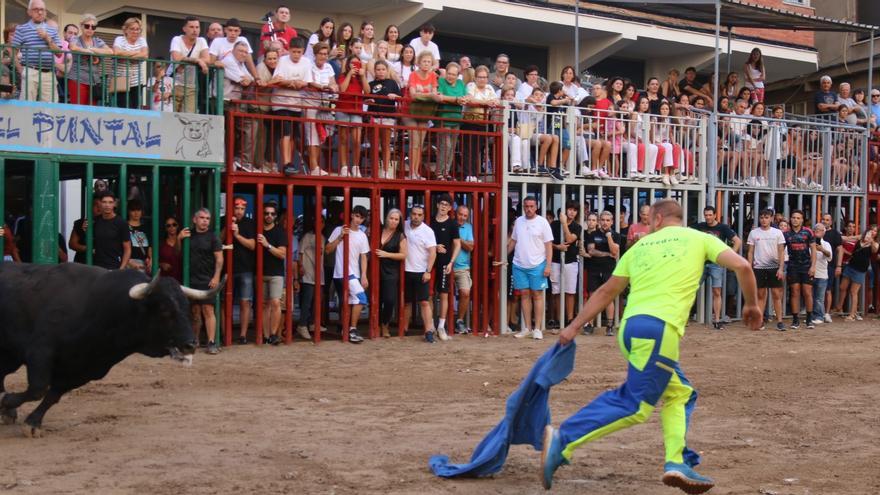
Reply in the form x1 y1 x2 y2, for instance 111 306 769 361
624 96 659 181
560 65 580 101
396 45 416 88
112 17 148 108
652 100 682 186
461 65 500 182
723 72 739 99
384 24 403 62
305 17 335 62
358 21 376 63
368 40 400 85
743 48 765 103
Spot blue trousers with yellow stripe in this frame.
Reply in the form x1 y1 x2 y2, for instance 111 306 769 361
558 315 701 467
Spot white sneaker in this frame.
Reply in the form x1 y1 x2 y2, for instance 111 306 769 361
514 328 531 339
824 313 832 323
340 166 350 177
378 168 386 179
811 318 823 325
437 327 451 341
662 175 671 186
597 168 609 179
352 166 362 178
310 168 329 176
669 174 679 185
296 325 312 340
532 329 543 340
581 166 596 177
501 326 513 335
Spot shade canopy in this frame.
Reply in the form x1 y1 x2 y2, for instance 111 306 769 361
585 0 878 33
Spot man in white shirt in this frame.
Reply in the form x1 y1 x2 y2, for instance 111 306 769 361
810 223 833 325
404 206 439 343
409 23 440 71
222 41 258 169
209 18 257 79
515 65 541 102
325 205 370 344
746 208 786 331
507 196 554 340
270 37 312 173
170 16 210 113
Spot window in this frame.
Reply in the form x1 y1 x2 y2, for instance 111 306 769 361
783 0 810 6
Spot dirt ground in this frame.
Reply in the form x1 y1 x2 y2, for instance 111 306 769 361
1 319 879 495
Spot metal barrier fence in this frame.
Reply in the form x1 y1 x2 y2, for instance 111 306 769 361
502 104 706 185
713 112 868 193
1 44 223 114
226 93 502 184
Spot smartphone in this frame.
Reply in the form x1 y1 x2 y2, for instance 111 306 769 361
352 59 363 71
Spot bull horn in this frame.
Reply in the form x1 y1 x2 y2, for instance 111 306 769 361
129 274 161 300
180 275 227 301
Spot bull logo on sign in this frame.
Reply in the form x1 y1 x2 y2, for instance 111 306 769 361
174 114 213 159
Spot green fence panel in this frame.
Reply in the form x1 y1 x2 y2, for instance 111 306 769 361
31 160 59 264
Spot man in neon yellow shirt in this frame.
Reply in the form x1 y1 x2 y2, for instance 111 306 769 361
542 199 761 494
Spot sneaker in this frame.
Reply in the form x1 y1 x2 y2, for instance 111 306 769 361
283 165 298 176
348 327 364 343
758 321 766 331
712 321 725 331
790 317 800 330
824 313 832 323
296 325 312 340
378 169 386 179
596 168 610 179
669 174 679 185
806 319 815 329
581 166 597 177
661 462 715 495
514 328 531 339
540 426 569 490
583 324 594 335
339 166 350 177
424 330 435 344
662 175 671 186
268 334 281 346
549 168 565 181
237 336 247 345
536 166 550 176
352 166 362 178
547 319 559 330
605 325 614 337
811 317 823 325
776 322 786 332
455 319 469 335
310 168 329 176
206 341 219 355
437 327 451 341
532 329 543 340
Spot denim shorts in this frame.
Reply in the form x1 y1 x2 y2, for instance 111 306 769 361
234 272 254 301
701 263 724 288
512 262 548 291
842 265 867 285
336 112 363 124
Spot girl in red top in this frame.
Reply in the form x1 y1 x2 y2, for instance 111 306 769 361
336 51 368 177
405 50 438 180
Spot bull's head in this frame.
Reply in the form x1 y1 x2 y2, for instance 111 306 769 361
129 274 226 365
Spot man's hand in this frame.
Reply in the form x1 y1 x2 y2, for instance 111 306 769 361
208 276 220 289
543 264 551 277
361 277 369 290
257 234 269 248
808 267 815 277
230 222 239 234
776 268 784 280
422 272 431 283
179 227 192 240
82 219 89 232
197 60 209 74
742 303 763 330
443 264 452 275
36 28 50 42
559 323 578 345
436 244 447 254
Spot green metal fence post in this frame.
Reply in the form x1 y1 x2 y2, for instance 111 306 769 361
152 165 160 276
211 168 222 344
0 159 5 262
31 160 59 264
85 162 94 265
182 167 191 286
119 163 128 215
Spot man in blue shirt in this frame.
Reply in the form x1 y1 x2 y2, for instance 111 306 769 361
453 205 475 335
870 89 880 127
11 0 61 102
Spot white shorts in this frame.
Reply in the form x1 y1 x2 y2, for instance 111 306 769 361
550 262 579 295
305 109 334 147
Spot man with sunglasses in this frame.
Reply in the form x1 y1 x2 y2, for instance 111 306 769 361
257 201 288 345
227 197 256 344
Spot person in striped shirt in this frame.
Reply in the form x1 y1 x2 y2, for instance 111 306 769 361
11 0 61 102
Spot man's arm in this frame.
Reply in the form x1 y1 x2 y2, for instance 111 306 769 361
507 237 516 255
715 249 761 329
746 242 754 267
460 233 474 253
119 241 132 269
210 250 224 288
69 227 86 253
446 238 461 274
423 246 437 283
731 235 742 254
808 241 816 276
776 242 786 279
607 232 620 258
560 275 629 344
544 241 553 276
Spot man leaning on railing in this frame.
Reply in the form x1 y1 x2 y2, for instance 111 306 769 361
11 0 61 102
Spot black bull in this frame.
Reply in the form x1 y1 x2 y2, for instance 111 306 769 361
0 263 224 437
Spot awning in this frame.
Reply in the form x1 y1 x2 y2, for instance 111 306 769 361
584 0 879 33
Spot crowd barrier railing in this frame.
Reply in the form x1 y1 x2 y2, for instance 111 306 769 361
501 103 707 185
712 112 868 193
1 43 224 114
226 91 503 185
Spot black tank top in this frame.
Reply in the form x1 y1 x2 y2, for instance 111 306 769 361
380 231 403 279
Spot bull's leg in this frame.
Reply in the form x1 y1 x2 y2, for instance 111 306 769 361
0 353 50 413
22 388 63 438
0 359 23 425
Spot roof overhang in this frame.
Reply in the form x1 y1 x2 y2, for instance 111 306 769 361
585 0 879 33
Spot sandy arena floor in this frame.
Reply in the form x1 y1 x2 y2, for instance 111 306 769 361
1 319 879 495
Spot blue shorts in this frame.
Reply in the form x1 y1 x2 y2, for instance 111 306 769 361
561 129 571 150
701 263 724 289
234 272 254 301
512 262 548 291
842 265 866 285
